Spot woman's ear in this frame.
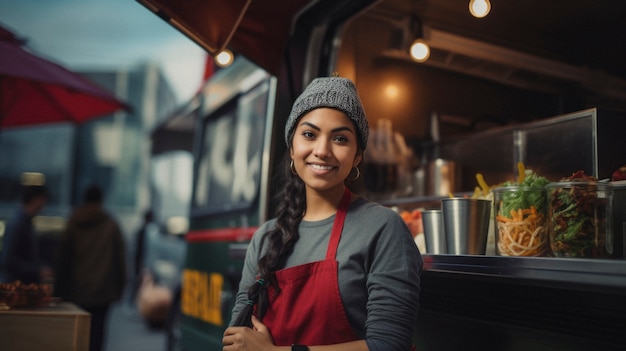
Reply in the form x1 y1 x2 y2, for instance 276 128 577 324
353 151 363 167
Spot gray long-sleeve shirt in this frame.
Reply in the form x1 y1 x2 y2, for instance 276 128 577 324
231 196 423 351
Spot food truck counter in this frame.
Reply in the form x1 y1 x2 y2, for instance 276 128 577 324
415 254 626 351
423 254 626 292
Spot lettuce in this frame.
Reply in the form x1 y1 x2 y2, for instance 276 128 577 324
499 170 549 217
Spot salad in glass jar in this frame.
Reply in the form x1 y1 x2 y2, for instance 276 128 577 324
494 168 550 256
547 171 612 258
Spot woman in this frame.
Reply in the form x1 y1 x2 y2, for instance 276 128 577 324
223 77 423 351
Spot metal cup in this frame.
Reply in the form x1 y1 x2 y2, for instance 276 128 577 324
422 209 447 254
442 198 492 255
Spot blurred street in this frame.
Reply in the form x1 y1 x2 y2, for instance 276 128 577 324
104 292 166 351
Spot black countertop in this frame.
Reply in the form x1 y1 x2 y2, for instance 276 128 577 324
422 254 626 293
416 254 626 350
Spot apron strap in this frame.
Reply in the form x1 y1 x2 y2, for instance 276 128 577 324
325 188 351 260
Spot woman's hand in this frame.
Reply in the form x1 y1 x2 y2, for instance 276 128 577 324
223 316 278 351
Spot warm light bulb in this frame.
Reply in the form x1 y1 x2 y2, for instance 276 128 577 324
215 49 234 67
385 84 399 99
20 172 46 186
410 39 430 63
469 0 491 18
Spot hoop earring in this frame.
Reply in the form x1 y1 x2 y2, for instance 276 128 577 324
348 166 360 181
290 159 297 175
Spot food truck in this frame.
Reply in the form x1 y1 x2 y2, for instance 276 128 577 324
138 0 626 350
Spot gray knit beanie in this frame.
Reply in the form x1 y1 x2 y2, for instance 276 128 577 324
285 77 369 150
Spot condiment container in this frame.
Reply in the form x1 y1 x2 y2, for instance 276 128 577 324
441 198 491 255
493 186 549 257
546 181 613 258
422 209 447 254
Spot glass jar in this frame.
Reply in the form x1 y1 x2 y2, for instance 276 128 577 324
493 186 549 256
546 181 613 258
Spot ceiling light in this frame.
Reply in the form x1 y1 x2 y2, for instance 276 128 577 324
410 39 430 63
215 49 234 67
469 0 491 18
402 16 430 63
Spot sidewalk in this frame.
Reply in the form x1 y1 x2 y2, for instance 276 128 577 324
105 300 166 351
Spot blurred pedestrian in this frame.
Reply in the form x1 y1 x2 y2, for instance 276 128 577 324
54 184 127 351
131 209 153 306
0 185 53 284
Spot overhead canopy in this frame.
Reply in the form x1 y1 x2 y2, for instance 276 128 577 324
151 94 200 155
136 0 312 75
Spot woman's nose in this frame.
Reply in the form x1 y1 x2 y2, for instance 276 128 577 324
312 138 332 158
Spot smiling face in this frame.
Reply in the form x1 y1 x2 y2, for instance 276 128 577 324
290 107 362 197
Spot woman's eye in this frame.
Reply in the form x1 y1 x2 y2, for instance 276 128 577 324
334 135 348 143
302 131 315 139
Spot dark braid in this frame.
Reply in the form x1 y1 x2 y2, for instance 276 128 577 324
232 154 305 327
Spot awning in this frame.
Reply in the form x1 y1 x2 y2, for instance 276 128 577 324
136 0 312 76
150 94 200 155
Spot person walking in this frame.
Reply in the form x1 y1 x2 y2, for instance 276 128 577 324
223 77 423 351
0 185 53 284
130 209 153 306
54 184 127 351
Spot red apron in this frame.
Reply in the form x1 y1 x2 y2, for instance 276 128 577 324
261 188 358 346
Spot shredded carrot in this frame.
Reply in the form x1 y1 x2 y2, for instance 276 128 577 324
517 162 526 184
496 204 547 257
496 215 515 222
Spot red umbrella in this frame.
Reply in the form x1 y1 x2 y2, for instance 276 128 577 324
0 24 130 129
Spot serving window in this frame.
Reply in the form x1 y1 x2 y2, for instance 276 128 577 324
192 80 269 217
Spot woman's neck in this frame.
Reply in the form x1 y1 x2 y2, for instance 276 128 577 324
302 186 348 221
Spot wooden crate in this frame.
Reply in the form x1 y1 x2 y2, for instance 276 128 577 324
0 302 90 351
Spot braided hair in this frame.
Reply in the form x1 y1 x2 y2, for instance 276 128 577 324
231 153 306 327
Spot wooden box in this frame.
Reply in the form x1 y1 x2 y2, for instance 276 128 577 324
0 302 90 351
